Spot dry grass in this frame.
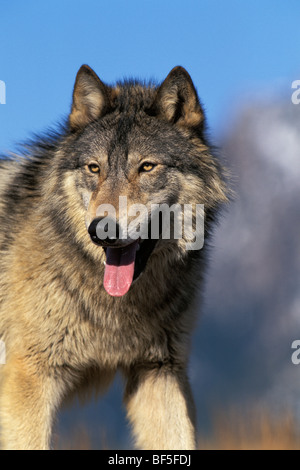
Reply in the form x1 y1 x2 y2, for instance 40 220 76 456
198 409 300 450
55 409 300 450
53 426 110 450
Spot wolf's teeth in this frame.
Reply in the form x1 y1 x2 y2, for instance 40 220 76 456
103 261 106 266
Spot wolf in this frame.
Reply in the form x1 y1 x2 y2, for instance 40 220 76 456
0 65 227 450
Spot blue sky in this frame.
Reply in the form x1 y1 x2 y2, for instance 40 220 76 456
1 0 300 153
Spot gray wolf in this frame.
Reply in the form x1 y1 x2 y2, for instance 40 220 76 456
0 65 227 449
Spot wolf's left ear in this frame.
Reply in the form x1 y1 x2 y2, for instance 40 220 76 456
151 66 205 130
69 65 112 130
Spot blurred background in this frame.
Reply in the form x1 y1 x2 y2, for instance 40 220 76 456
1 0 300 449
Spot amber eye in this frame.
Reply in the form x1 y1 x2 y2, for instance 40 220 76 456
88 163 100 174
140 162 156 173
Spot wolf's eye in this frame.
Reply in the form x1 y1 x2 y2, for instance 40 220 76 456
87 163 100 174
140 162 156 173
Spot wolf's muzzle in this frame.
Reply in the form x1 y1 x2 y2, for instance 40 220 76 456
88 217 120 246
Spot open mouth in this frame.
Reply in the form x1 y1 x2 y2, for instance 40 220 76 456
102 238 158 297
88 216 162 297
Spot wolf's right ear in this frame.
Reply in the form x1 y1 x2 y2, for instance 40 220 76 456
69 65 111 130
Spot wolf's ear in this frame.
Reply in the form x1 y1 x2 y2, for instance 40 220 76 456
151 66 205 129
69 65 111 130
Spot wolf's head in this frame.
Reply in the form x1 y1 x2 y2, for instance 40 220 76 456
58 65 227 297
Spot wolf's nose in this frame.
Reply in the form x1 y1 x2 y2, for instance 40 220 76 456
88 217 120 246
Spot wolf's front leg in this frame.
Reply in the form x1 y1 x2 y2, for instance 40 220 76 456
0 355 62 450
124 365 196 450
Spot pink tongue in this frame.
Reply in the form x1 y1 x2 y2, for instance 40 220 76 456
103 241 139 297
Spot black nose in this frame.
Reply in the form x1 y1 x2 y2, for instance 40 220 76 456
88 217 120 246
